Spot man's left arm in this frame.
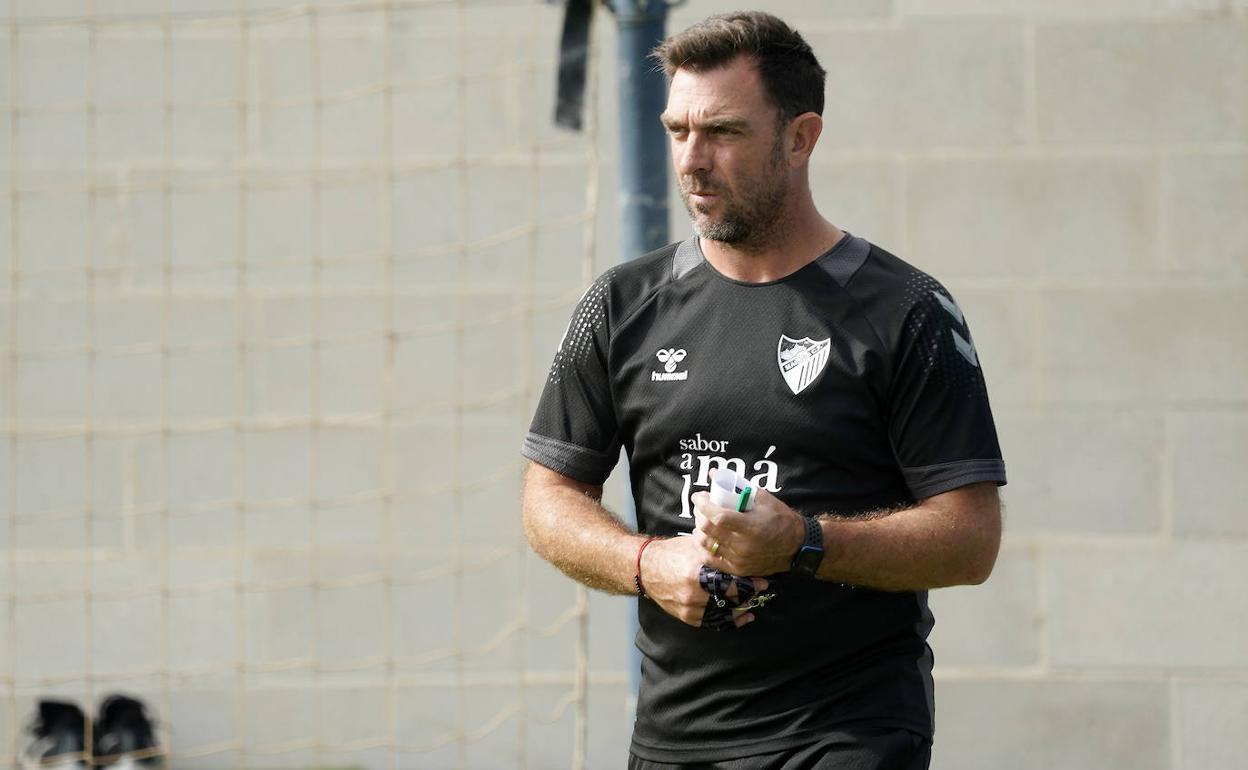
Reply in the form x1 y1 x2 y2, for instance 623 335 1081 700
693 481 1002 591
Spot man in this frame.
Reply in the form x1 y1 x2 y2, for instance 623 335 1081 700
521 11 1006 769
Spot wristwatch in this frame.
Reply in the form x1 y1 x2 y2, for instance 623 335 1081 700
790 515 825 577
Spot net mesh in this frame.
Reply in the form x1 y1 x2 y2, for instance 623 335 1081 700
2 1 601 767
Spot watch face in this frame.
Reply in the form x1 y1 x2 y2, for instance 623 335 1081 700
793 546 823 576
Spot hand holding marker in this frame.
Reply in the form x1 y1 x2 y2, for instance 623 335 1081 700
703 468 775 616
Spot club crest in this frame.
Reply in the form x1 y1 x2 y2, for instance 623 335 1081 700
777 335 831 395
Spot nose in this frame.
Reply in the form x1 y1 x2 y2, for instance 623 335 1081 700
675 132 711 178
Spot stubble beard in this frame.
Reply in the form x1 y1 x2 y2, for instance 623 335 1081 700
681 140 790 251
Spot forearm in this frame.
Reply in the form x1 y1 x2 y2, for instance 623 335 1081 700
521 465 644 596
814 494 1000 591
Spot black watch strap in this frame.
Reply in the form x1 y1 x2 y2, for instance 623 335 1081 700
790 516 825 577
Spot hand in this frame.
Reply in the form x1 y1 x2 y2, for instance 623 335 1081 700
640 535 769 629
692 483 806 577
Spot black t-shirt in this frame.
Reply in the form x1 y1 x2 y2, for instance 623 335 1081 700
522 234 1007 762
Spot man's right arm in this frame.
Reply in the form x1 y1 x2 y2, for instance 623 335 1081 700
521 460 642 596
521 460 763 627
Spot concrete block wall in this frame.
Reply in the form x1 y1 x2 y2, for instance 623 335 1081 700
2 1 1246 768
3 1 600 768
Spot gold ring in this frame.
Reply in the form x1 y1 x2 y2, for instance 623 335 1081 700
710 541 721 557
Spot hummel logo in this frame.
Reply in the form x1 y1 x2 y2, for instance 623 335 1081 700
652 348 688 382
656 348 686 372
932 290 980 368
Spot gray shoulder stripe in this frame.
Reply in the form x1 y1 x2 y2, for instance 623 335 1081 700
672 237 702 280
813 233 871 287
932 290 965 325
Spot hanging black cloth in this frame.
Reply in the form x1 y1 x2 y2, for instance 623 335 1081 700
553 0 598 130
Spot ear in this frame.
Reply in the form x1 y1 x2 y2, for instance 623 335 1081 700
785 112 823 167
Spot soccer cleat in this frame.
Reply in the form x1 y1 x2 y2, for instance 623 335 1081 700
92 695 165 769
21 700 88 770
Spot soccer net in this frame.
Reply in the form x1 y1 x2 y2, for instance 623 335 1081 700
2 1 602 767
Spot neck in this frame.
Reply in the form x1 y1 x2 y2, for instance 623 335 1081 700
700 194 843 283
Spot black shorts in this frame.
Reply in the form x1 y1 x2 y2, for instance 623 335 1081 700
627 728 931 770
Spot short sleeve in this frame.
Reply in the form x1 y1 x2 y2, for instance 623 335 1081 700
887 279 1007 499
522 273 622 485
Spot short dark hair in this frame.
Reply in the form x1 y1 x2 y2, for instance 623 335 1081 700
651 11 826 123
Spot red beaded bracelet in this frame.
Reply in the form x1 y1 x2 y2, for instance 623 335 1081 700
634 536 658 598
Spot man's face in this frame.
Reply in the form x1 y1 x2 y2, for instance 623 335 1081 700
660 56 790 247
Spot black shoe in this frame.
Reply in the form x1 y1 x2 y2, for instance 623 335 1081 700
93 694 164 768
22 700 88 769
